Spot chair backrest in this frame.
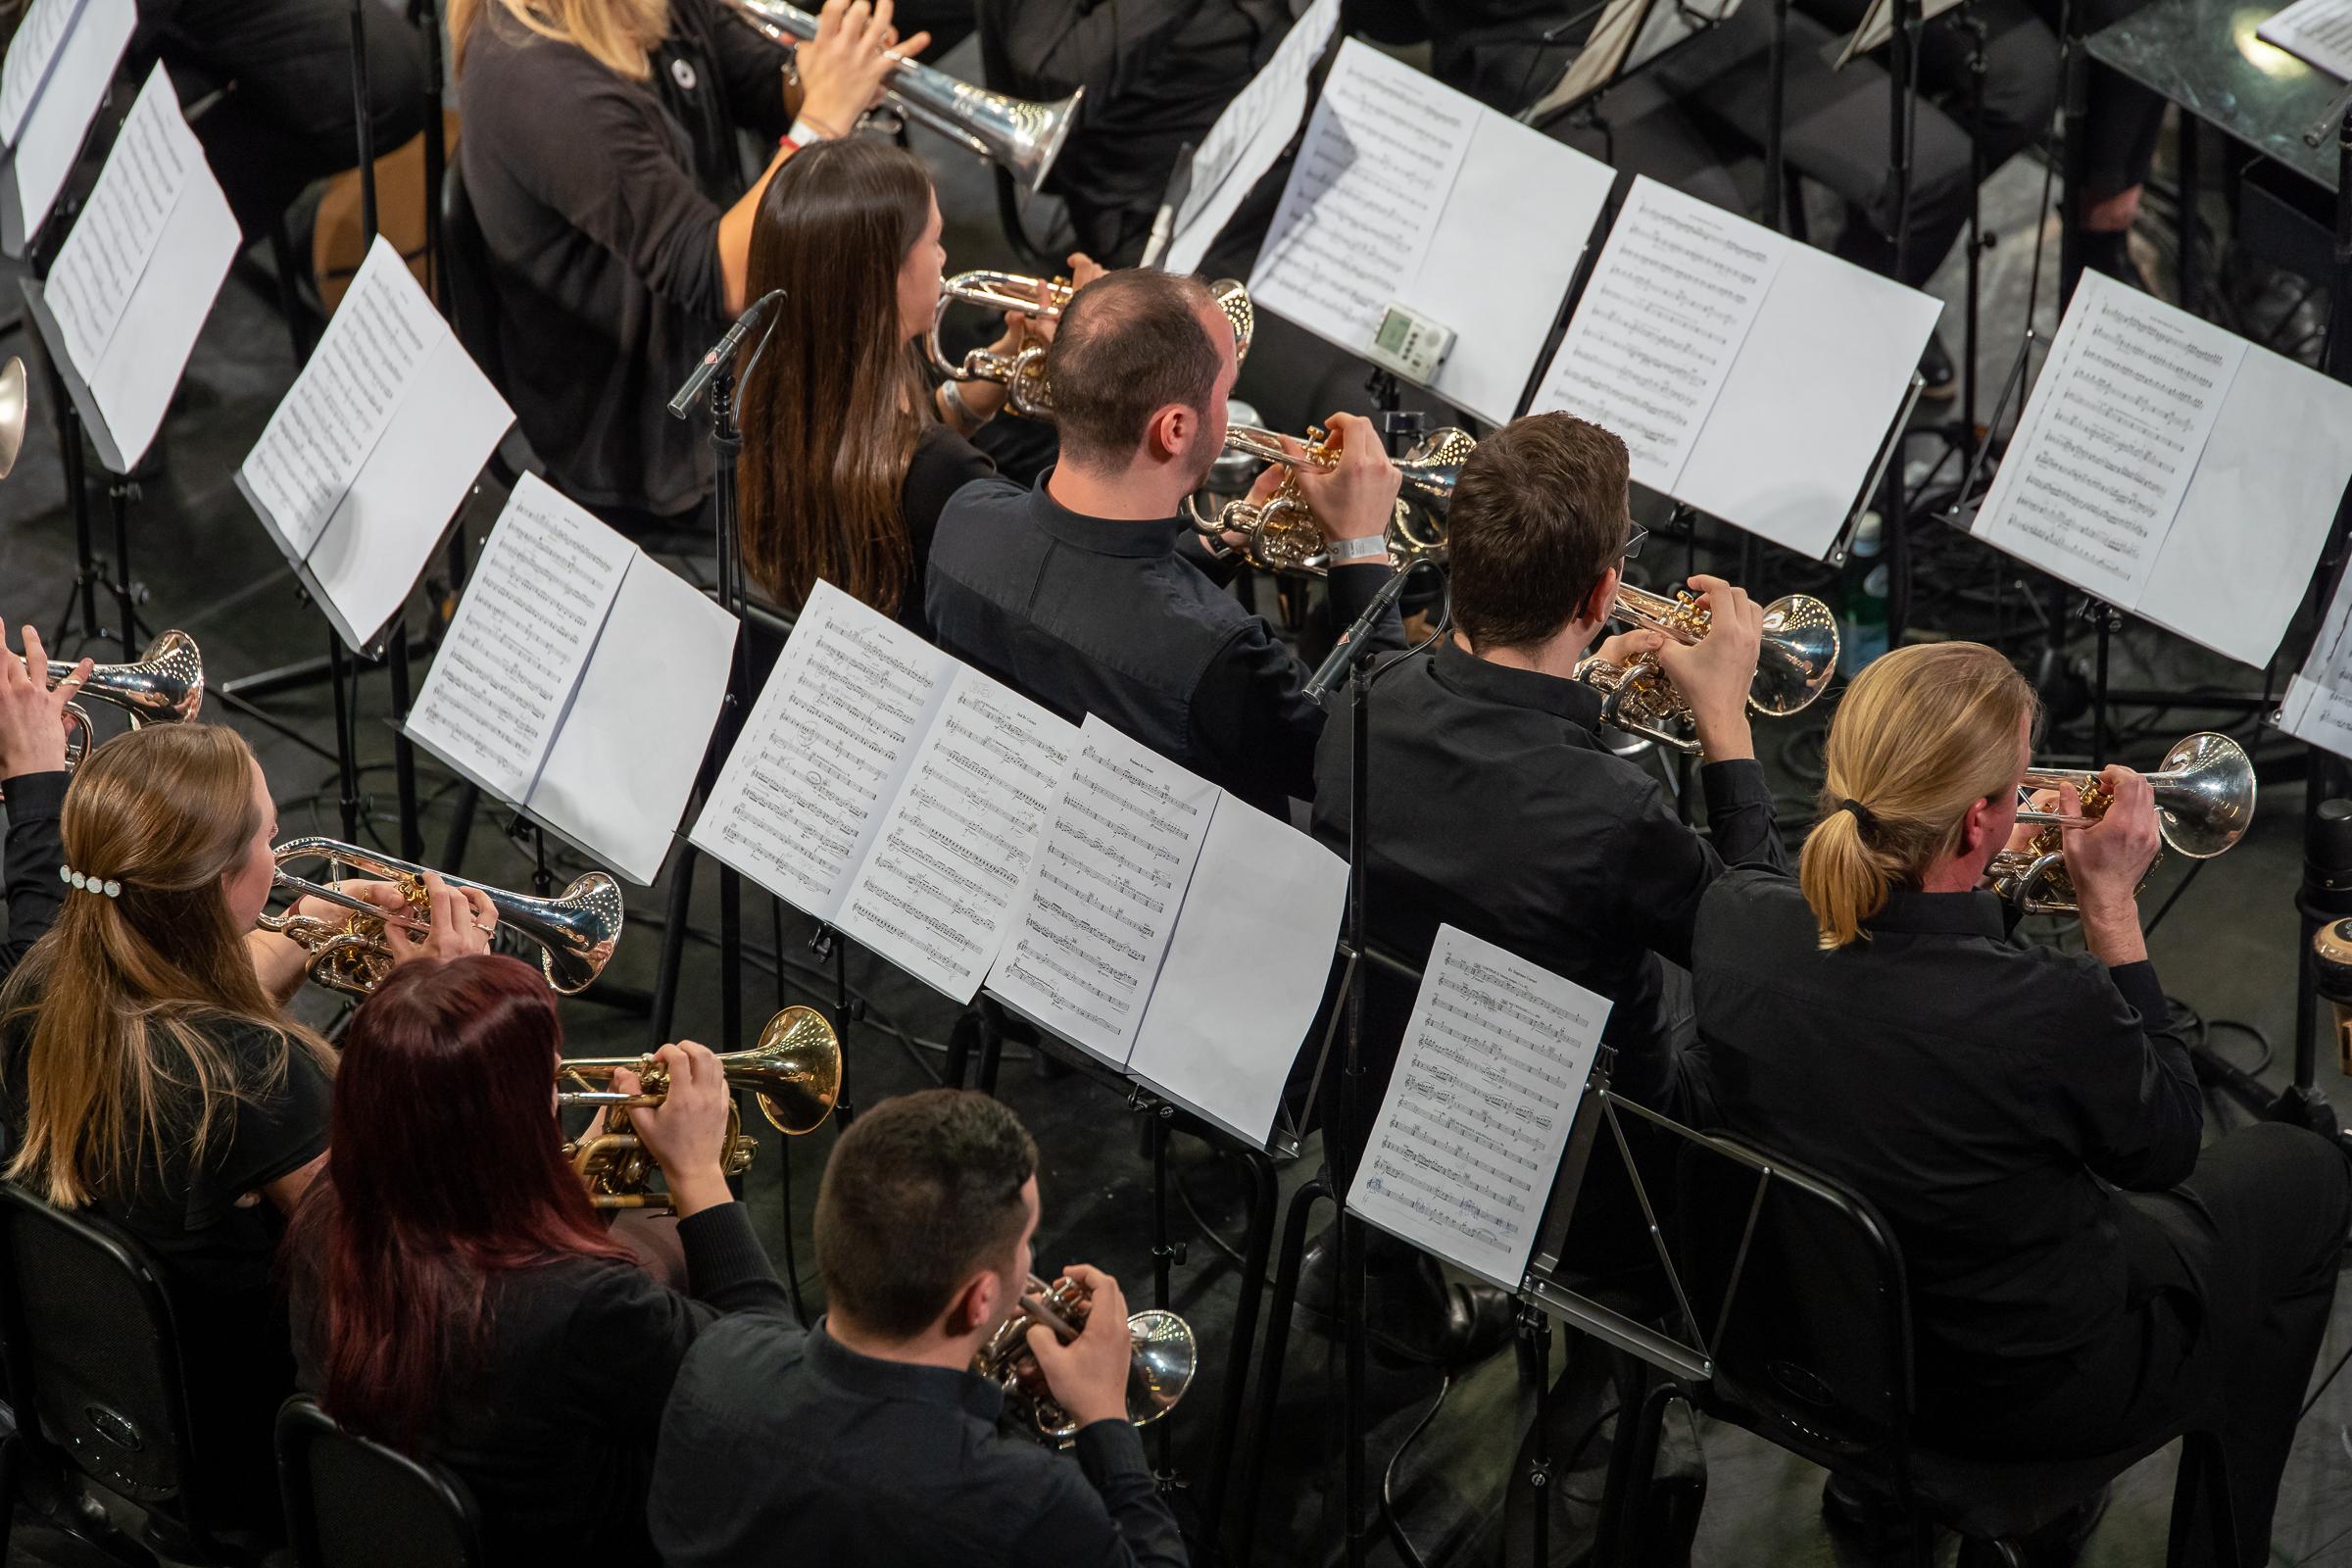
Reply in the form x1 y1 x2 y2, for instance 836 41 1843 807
0 1184 198 1511
438 161 506 393
277 1396 485 1568
1667 1129 1916 1488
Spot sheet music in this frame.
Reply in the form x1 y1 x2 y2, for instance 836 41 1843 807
1975 270 2244 607
1251 40 1475 356
1532 177 1788 493
1165 0 1340 274
689 581 954 922
986 716 1215 1066
239 238 448 560
1128 794 1349 1150
841 669 1078 1004
1 0 130 255
2258 0 2352 78
1 0 88 145
44 67 187 370
406 475 631 807
1523 0 1742 119
1348 925 1608 1291
2281 561 2352 756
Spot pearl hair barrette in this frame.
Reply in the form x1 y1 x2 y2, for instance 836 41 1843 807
59 864 122 899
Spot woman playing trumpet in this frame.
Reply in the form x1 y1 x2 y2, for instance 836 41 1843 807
286 955 785 1567
0 723 488 1537
0 617 88 983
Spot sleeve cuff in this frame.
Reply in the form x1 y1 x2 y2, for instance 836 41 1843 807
1696 759 1773 813
677 1201 779 1296
0 771 69 817
1070 1417 1152 1489
2106 959 2168 1028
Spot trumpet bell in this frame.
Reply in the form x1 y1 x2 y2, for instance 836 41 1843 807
0 356 25 481
1124 1308 1198 1429
1752 595 1840 717
2152 730 2254 859
739 1004 843 1135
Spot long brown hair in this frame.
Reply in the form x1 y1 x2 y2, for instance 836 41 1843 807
1 725 331 1206
450 0 669 79
739 139 936 616
1799 642 2038 950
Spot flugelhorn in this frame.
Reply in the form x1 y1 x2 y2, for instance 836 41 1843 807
557 1005 842 1211
1574 583 1838 755
1188 422 1474 574
0 629 206 803
1987 731 2254 915
0 356 25 481
974 1273 1197 1445
259 838 623 998
929 272 1255 418
719 0 1080 192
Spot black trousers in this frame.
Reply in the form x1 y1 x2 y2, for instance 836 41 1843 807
1926 1122 2350 1567
133 0 429 241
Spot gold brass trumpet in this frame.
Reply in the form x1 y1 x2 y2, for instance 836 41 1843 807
928 271 1254 419
1187 422 1475 574
720 0 1081 192
1574 583 1838 755
0 629 206 803
1987 732 2255 915
974 1273 1198 1445
556 1005 843 1211
258 838 624 998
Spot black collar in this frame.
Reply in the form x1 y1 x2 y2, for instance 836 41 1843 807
1862 887 2009 941
807 1319 1005 1423
1030 471 1190 559
1428 638 1607 732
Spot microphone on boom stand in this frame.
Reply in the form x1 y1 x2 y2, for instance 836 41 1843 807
669 289 790 419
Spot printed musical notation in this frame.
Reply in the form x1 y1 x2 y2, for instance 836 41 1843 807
1534 177 1788 495
1975 270 2245 606
1348 925 1608 1289
987 716 1217 1065
2257 0 2352 82
44 63 184 370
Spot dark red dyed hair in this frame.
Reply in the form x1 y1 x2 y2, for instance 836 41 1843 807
286 955 630 1446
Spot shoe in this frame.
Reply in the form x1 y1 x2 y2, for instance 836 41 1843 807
1917 331 1957 403
1955 1484 2110 1568
1295 1223 1517 1368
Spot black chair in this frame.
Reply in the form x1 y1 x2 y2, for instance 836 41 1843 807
0 1182 266 1564
276 1396 484 1568
1657 1127 2237 1568
438 160 544 493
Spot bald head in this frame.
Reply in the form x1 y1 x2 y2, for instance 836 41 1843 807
1046 270 1231 468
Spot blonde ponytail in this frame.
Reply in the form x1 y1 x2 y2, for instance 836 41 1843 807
451 0 671 80
1797 642 2037 950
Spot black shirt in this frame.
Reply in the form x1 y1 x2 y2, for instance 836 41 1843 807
459 0 790 517
648 1316 1187 1568
898 420 996 640
288 1201 788 1568
1682 872 2203 1412
1 769 66 984
925 472 1401 815
1311 641 1785 1107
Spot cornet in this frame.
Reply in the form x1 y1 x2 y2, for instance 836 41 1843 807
719 0 1081 192
974 1273 1197 1445
928 271 1255 419
1574 583 1839 754
1986 731 2254 915
259 838 624 998
1188 422 1474 574
0 630 206 803
557 1004 842 1211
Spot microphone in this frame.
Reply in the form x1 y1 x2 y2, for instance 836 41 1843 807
1304 563 1422 704
668 289 788 418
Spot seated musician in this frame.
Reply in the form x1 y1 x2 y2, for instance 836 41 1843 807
1684 641 2349 1564
926 268 1402 815
285 955 786 1567
0 620 87 983
736 137 1101 639
647 1089 1185 1568
452 0 909 534
0 723 488 1536
1304 412 1782 1364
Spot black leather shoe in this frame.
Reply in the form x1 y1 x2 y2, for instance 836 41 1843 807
1957 1485 2111 1568
1295 1225 1516 1368
1917 330 1957 403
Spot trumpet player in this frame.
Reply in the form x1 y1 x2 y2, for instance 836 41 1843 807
286 956 786 1568
650 1089 1185 1568
1684 642 2348 1566
0 618 88 981
928 267 1402 814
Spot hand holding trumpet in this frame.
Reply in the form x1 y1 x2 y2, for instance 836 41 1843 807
790 0 930 140
608 1041 737 1217
0 618 86 779
1022 1263 1136 1431
1277 413 1400 550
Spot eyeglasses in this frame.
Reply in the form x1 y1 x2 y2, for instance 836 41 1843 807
1621 523 1649 562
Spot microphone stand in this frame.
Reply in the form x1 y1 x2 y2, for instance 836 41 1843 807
1880 0 1922 648
342 0 382 846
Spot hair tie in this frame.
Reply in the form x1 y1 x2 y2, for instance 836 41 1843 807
58 863 122 900
1834 799 1879 838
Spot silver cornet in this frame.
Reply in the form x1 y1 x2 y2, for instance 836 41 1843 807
1574 583 1838 755
1987 731 2254 915
928 271 1255 420
259 838 624 998
0 629 206 802
720 0 1081 192
974 1274 1197 1446
1187 422 1474 574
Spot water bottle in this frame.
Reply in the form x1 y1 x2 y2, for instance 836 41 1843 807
1839 511 1888 678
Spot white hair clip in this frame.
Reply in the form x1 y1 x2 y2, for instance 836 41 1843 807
58 864 122 899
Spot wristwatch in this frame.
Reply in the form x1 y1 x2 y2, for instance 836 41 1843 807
1326 534 1391 564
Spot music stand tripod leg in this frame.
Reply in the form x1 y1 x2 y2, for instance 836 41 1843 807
1199 1147 1277 1552
1235 1176 1332 1567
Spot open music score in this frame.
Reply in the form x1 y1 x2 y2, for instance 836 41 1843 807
2257 0 2352 81
1348 925 1608 1291
1 0 132 256
1250 37 1615 425
1969 269 2352 669
1163 0 1340 274
405 475 734 886
689 581 1078 1004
